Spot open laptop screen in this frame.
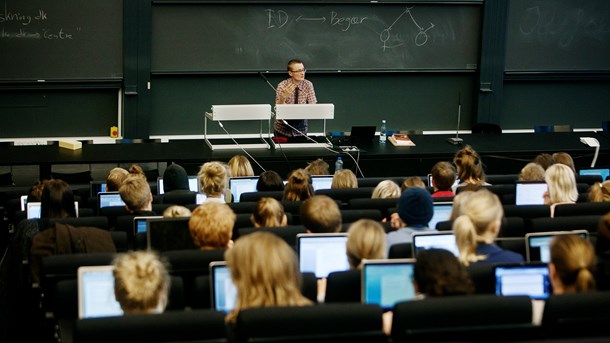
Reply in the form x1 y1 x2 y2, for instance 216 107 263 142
428 202 453 230
411 232 459 257
98 192 125 209
27 201 79 219
515 181 548 205
77 265 123 319
157 176 199 195
579 168 609 182
361 259 416 311
525 230 589 262
494 263 551 300
210 261 237 313
133 216 164 235
296 233 349 278
228 177 259 203
311 175 333 191
90 181 107 198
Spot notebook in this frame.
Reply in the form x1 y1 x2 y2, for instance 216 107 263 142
525 230 589 262
98 191 125 209
27 201 79 219
361 259 416 311
90 181 107 198
77 265 123 319
494 263 551 300
228 176 259 203
157 176 199 195
296 233 350 278
515 181 548 205
578 168 610 181
133 215 163 235
411 231 459 257
146 217 197 251
311 175 333 191
428 202 453 230
209 261 238 313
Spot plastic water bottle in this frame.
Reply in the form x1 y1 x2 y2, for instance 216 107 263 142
335 156 343 173
380 119 387 144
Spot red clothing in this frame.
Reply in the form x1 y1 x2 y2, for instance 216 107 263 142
432 190 455 198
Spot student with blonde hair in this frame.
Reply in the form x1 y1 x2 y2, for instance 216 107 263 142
453 145 489 192
250 197 288 227
163 205 192 218
544 163 578 217
300 195 342 233
189 202 236 250
346 219 387 269
400 176 426 192
225 231 312 324
371 180 401 199
106 167 129 192
228 154 255 177
588 180 610 202
518 162 546 181
119 169 155 215
305 158 330 175
283 168 314 201
549 234 596 294
331 169 358 189
198 161 229 203
452 189 523 266
113 250 170 314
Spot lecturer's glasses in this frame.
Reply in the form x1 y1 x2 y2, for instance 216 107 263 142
290 69 306 73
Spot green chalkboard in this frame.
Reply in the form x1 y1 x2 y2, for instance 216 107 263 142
151 3 481 72
0 0 123 81
506 0 610 72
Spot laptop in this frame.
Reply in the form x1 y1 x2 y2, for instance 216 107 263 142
494 263 552 300
346 126 377 146
411 231 459 257
146 217 197 251
515 181 548 205
228 176 259 203
209 261 238 313
296 233 350 278
311 175 333 191
579 168 610 181
427 174 460 189
195 193 226 204
90 181 107 198
157 176 199 195
77 265 123 319
133 215 164 235
20 195 27 211
525 230 589 262
98 191 125 209
428 202 453 230
361 259 416 311
27 201 79 219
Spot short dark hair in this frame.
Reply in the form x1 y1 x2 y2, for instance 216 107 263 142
287 59 303 71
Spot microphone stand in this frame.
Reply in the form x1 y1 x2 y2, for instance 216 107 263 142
447 92 463 145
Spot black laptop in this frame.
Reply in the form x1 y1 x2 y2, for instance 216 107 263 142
336 126 376 147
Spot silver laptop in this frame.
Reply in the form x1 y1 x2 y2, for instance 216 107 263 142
525 230 589 262
428 202 453 230
157 176 199 195
515 181 548 205
494 263 551 300
311 175 333 191
411 231 459 257
98 191 125 209
296 233 350 278
77 265 123 319
361 259 416 311
27 201 79 219
228 176 259 203
20 195 28 211
209 261 237 313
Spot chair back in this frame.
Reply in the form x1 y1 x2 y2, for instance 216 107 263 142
325 269 361 303
542 292 610 339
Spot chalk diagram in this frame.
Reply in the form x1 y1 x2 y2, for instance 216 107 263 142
379 6 435 51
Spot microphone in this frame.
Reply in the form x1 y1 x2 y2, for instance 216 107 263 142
447 92 463 145
259 72 277 92
217 120 267 173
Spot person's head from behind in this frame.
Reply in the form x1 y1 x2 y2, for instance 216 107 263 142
41 179 76 218
113 250 170 314
305 158 330 175
251 197 287 228
552 152 576 174
119 172 152 213
256 170 285 192
106 167 129 192
300 195 342 233
372 180 401 199
198 161 228 198
346 219 386 269
431 161 457 192
401 176 426 192
283 168 313 201
453 145 486 184
225 231 311 324
452 189 503 266
588 181 610 202
163 205 192 218
162 163 190 193
533 153 555 170
396 187 434 228
27 180 45 203
413 248 475 296
544 163 578 205
518 162 546 181
228 154 255 177
549 234 596 294
189 202 236 250
331 169 358 189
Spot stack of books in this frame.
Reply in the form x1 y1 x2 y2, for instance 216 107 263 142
388 133 416 146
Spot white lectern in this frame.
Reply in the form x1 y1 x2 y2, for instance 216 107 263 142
204 104 272 150
273 103 335 149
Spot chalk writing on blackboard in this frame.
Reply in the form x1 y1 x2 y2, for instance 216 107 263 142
0 5 78 40
380 6 435 51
